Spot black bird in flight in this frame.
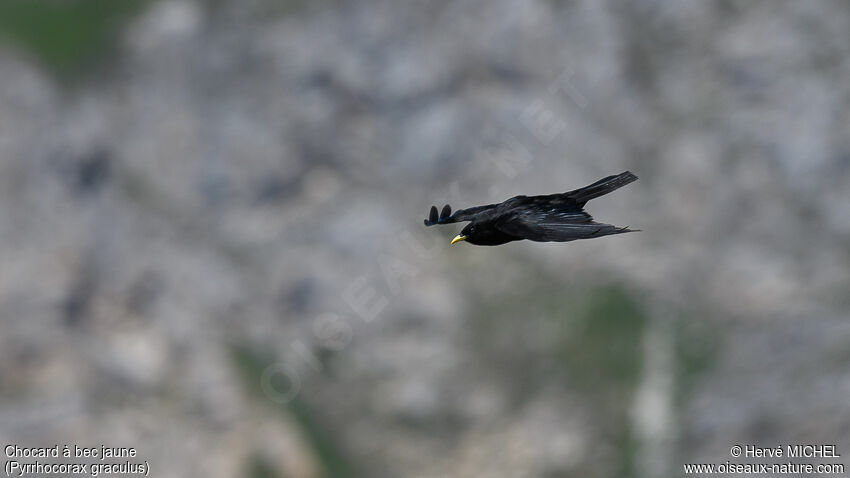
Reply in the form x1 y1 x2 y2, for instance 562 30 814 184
424 171 638 246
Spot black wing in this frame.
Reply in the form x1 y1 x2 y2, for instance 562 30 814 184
493 202 635 242
563 171 637 206
423 203 498 226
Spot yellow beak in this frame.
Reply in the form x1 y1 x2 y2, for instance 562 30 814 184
450 235 467 245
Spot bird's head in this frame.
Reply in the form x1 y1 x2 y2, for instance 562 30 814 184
450 223 476 245
451 221 518 246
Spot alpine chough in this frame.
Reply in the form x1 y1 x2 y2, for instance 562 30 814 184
424 171 639 246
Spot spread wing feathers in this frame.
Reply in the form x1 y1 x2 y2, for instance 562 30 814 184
424 203 498 226
563 171 638 205
494 206 635 242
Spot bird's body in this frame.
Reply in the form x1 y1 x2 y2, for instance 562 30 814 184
424 171 638 246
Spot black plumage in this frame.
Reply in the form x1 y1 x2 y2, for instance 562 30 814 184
424 171 639 246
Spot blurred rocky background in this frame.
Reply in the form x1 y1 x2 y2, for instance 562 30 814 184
1 1 849 477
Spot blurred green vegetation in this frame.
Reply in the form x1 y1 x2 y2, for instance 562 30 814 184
247 454 283 478
671 312 719 406
230 345 357 478
0 0 145 77
464 275 717 477
226 260 717 478
464 282 646 477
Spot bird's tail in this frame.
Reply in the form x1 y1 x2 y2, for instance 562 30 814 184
565 171 637 205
